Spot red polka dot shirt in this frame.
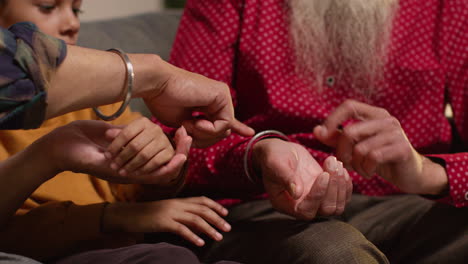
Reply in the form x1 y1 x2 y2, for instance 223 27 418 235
166 0 468 207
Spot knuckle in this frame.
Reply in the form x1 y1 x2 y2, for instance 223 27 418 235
311 187 327 201
385 116 401 128
342 99 356 110
129 143 140 152
320 204 337 216
335 205 345 215
174 224 187 235
342 125 356 140
140 151 153 161
160 149 175 162
377 108 390 117
199 196 210 204
354 143 367 156
368 149 382 163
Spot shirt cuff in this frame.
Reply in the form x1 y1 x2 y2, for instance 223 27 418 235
427 154 468 208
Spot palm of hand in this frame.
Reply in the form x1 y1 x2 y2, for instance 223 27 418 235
50 120 124 182
261 142 323 218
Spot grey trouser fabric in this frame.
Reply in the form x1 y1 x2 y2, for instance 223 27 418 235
200 198 388 264
199 194 467 264
343 194 468 264
0 253 41 264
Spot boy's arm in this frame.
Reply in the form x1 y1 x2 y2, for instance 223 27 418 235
1 202 139 261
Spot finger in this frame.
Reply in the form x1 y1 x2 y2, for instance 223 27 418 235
363 141 414 181
179 213 223 242
336 119 383 168
315 100 390 147
106 121 145 158
186 203 230 235
319 157 340 216
120 140 166 175
136 148 175 174
135 153 187 184
335 166 348 215
168 222 205 247
105 128 122 141
230 119 255 137
352 129 401 178
113 129 160 169
344 170 353 203
297 171 329 220
282 151 304 200
182 120 227 148
173 126 193 156
187 196 229 218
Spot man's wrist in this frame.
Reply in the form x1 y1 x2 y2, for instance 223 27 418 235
131 54 167 99
420 156 449 196
244 130 289 182
252 138 284 174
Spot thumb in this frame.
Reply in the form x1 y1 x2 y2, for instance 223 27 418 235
173 126 193 156
105 128 122 140
287 175 304 200
313 125 339 148
273 156 304 200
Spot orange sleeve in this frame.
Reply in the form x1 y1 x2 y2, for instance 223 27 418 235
1 201 140 261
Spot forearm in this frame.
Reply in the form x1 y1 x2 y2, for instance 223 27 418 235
0 202 138 261
47 45 166 119
0 140 57 227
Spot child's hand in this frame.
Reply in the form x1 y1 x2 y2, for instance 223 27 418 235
103 197 231 247
105 117 191 183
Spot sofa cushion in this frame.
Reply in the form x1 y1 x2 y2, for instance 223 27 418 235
78 11 182 60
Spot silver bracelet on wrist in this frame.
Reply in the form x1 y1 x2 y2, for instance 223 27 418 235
93 48 134 121
243 130 288 183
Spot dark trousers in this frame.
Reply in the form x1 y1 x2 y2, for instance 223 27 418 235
194 194 468 264
54 243 238 264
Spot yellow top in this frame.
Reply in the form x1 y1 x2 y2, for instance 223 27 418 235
0 104 142 260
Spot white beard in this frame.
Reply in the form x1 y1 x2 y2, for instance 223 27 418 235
289 0 398 94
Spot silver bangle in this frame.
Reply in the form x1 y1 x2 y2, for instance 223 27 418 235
243 130 288 183
93 48 134 121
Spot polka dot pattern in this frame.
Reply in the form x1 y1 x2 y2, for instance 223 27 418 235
167 0 468 207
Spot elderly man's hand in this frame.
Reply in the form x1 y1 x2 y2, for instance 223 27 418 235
252 139 352 220
141 58 254 148
314 99 448 195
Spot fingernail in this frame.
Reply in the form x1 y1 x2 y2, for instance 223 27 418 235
344 171 350 181
289 183 297 197
110 163 119 170
215 232 223 240
197 238 205 246
327 157 337 171
320 126 328 138
119 169 127 176
320 172 330 187
222 208 229 215
224 223 231 231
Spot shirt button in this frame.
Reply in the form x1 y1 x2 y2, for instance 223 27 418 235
326 76 335 87
465 191 468 201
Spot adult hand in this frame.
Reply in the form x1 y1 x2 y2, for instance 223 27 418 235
313 99 448 195
102 197 231 247
140 58 254 148
253 139 352 220
44 120 190 185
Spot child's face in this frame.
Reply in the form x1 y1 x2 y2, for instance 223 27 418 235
0 0 82 44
